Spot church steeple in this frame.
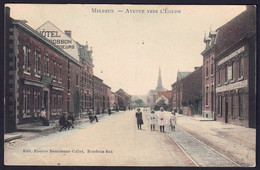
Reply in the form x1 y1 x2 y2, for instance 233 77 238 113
156 67 164 91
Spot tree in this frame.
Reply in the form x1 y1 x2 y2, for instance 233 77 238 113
154 99 169 111
134 99 145 107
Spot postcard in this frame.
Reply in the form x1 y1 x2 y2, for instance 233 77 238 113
4 4 256 167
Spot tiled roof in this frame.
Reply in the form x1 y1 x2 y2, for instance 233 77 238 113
177 72 192 81
157 91 172 100
215 6 256 57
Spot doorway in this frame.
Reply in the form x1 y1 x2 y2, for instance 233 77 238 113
43 90 49 118
225 95 228 123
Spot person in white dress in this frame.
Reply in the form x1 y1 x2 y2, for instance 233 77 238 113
157 107 167 132
169 111 177 131
149 110 157 131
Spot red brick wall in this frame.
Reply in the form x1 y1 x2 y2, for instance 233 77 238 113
215 43 250 127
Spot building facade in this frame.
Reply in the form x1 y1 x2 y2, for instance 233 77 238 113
202 6 256 128
4 7 82 132
171 68 202 115
93 75 103 114
214 6 256 128
115 89 131 110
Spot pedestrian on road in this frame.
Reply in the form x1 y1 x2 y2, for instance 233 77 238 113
169 111 176 131
149 110 157 131
135 108 143 130
157 107 167 132
40 108 49 126
108 108 111 116
89 110 99 123
67 113 75 129
59 113 69 132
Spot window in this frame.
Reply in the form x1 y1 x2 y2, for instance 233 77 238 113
225 65 228 82
68 79 70 93
23 88 30 116
231 61 234 80
53 63 56 77
206 86 209 106
76 75 79 86
45 55 49 75
218 69 221 84
239 57 243 78
34 89 40 114
59 66 62 79
206 61 209 77
239 93 244 118
35 50 40 75
211 63 214 75
218 95 221 116
231 94 235 118
23 46 30 72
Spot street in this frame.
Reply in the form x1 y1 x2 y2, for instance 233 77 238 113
4 110 194 166
4 110 255 167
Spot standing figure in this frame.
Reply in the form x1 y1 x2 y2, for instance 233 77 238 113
135 108 143 130
108 108 111 116
169 111 177 131
40 108 49 126
157 107 167 132
149 110 157 131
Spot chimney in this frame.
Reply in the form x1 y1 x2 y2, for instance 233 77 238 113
64 30 71 38
5 7 10 18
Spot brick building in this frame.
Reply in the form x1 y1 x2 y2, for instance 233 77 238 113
115 89 131 110
156 91 172 105
171 68 202 115
212 6 256 128
37 21 95 113
201 29 217 119
93 75 103 114
171 71 191 111
4 7 82 132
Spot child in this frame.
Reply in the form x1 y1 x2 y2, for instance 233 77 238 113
169 111 176 131
149 110 157 131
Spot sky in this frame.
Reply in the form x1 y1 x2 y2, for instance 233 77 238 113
6 4 246 95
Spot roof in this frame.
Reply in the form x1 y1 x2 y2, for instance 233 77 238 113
13 20 81 66
215 6 256 57
177 72 192 81
157 91 172 100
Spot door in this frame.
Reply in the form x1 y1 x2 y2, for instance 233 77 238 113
225 95 228 123
43 90 49 118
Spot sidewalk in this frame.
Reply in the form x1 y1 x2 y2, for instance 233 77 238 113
4 113 105 142
175 114 256 167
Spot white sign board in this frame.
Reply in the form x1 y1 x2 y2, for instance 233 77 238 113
37 21 79 61
216 80 247 93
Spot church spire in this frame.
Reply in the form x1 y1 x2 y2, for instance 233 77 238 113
156 67 164 91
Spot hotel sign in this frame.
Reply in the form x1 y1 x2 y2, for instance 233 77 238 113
37 21 79 61
216 80 247 93
218 46 245 66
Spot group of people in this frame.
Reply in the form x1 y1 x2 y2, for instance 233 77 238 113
135 107 177 132
59 113 75 132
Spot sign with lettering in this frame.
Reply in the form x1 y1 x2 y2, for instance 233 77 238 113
218 46 245 66
41 75 53 85
216 80 247 93
37 21 79 61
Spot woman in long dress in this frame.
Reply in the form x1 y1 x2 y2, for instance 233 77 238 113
135 108 143 130
157 107 167 132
